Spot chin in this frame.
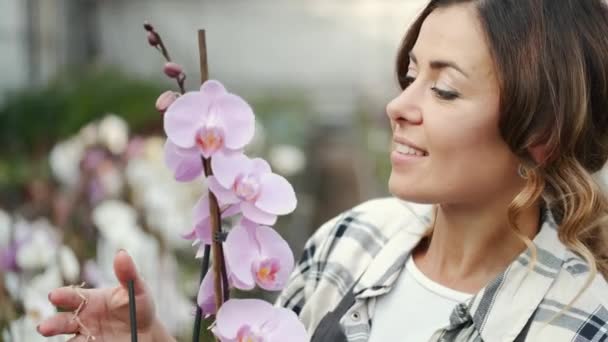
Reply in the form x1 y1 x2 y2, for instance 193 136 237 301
388 172 434 204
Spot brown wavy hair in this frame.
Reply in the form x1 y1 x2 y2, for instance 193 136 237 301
397 0 608 292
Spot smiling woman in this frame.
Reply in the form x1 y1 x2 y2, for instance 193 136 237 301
276 0 608 341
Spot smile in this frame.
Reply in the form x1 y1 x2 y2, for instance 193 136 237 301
394 142 428 157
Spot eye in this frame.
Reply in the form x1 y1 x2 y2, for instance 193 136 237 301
431 87 460 101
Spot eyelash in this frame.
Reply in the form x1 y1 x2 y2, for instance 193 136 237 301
401 76 460 101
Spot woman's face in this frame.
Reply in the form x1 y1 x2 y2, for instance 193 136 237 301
387 3 523 205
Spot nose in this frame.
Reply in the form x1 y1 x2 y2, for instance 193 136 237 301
386 88 423 126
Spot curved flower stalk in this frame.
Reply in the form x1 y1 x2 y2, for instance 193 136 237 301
146 23 308 342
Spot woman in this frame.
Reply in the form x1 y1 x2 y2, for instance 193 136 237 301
38 0 608 341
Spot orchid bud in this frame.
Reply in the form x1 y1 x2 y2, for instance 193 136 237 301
163 62 183 79
147 32 159 47
156 90 178 114
143 22 154 32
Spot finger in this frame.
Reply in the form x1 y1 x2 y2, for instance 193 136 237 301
48 287 90 311
37 312 80 336
113 249 146 295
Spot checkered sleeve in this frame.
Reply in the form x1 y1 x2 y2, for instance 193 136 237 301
274 213 344 315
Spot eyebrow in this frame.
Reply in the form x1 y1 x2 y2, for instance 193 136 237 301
409 51 469 78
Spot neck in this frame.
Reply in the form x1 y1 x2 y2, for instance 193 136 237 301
414 198 541 293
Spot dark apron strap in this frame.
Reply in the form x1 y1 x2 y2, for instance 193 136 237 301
513 311 535 342
311 284 359 342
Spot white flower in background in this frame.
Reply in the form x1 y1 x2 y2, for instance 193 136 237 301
4 271 19 300
97 161 125 199
3 316 68 342
7 273 65 342
90 199 193 334
125 137 202 249
24 265 63 301
92 200 139 242
15 219 60 271
0 208 11 246
268 144 306 176
49 137 84 188
78 121 99 148
98 114 129 155
58 246 80 283
2 266 66 341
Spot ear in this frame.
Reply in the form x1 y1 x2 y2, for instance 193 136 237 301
528 143 548 164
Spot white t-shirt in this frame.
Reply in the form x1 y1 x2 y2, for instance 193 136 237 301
368 255 473 341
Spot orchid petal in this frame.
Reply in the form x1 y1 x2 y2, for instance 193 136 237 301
221 204 242 218
251 158 272 175
267 307 309 342
207 176 240 205
211 151 251 189
213 94 255 150
180 226 197 240
194 219 212 245
224 225 257 290
197 270 218 316
163 140 203 181
195 244 206 259
214 299 275 340
200 80 227 99
241 202 277 226
192 196 211 225
164 92 210 148
255 173 297 215
255 226 294 291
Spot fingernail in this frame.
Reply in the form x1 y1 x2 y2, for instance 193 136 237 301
36 324 41 334
48 291 52 302
117 248 126 254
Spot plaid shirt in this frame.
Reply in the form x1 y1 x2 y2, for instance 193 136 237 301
276 198 608 341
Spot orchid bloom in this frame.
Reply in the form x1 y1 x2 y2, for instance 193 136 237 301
224 220 294 291
181 195 240 256
207 151 297 225
213 299 308 342
197 264 233 316
163 80 255 181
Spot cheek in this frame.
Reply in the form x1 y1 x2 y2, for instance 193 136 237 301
389 101 519 203
426 110 518 194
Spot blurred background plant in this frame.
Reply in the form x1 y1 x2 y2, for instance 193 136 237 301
2 0 606 341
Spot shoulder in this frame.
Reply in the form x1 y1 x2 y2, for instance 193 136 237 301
276 197 430 331
529 253 608 341
309 197 430 249
304 197 430 267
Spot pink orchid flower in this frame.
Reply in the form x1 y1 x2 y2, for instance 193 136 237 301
213 299 308 342
181 195 240 257
163 80 255 180
197 266 233 316
164 139 204 182
224 220 294 291
208 151 297 225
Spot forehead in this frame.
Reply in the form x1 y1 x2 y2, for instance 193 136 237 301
413 4 495 79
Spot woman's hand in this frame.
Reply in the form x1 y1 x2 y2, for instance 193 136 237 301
37 250 175 342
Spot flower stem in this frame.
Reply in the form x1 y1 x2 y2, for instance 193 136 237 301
191 245 210 342
143 22 186 94
191 30 230 342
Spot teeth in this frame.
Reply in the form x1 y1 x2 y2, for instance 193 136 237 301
395 143 427 156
